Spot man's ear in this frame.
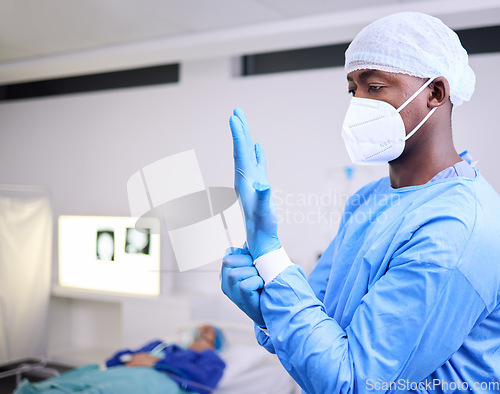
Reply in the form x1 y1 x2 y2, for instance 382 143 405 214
428 76 450 108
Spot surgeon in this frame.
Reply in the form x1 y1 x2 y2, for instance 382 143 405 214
221 12 500 393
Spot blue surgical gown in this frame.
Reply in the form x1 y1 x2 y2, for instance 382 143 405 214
255 169 500 393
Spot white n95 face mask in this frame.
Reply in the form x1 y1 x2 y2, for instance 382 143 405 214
342 77 437 165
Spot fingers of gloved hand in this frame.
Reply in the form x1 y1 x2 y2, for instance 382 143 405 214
254 143 267 171
230 115 248 159
225 266 260 287
238 274 264 295
223 275 265 327
230 108 254 160
224 246 250 257
238 276 265 326
253 182 272 216
221 266 260 299
221 253 256 295
222 249 254 268
224 247 236 257
233 107 250 133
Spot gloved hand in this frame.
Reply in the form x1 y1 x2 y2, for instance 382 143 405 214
221 247 265 327
230 107 281 260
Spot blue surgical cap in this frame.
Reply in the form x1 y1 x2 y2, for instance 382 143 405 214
212 326 225 351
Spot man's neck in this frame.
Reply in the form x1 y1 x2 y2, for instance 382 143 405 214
389 131 461 189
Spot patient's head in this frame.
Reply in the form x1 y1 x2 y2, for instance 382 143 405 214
188 325 225 352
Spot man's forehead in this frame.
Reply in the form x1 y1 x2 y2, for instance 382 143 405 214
346 69 424 85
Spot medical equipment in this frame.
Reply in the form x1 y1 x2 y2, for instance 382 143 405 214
345 12 475 106
118 354 133 363
149 342 171 357
342 77 436 165
58 215 160 295
0 360 60 390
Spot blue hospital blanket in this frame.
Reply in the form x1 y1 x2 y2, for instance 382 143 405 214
14 364 193 394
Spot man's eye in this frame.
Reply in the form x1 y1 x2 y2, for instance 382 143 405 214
368 85 383 93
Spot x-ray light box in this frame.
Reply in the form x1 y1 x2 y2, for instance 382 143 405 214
58 215 160 295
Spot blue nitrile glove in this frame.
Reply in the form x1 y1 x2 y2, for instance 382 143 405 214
229 107 281 260
221 247 265 327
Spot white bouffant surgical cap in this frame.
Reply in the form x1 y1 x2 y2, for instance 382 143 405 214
345 12 475 106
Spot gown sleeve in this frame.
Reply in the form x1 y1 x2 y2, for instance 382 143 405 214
255 182 379 356
259 215 487 393
307 181 377 303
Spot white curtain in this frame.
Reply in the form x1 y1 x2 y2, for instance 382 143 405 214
0 192 52 362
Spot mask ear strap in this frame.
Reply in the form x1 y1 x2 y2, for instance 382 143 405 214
404 107 437 141
397 77 436 113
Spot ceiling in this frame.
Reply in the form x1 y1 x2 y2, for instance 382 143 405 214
1 0 499 84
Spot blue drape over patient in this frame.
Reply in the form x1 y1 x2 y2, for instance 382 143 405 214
15 364 188 394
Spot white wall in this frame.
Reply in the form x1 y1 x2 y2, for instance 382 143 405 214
1 52 499 295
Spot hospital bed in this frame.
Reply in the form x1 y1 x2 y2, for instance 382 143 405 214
10 321 300 394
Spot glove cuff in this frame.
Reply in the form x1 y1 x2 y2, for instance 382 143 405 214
254 247 294 285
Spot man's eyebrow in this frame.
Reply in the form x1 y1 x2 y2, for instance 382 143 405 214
360 70 378 80
347 70 387 82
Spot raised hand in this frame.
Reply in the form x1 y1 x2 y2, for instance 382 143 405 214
229 108 281 260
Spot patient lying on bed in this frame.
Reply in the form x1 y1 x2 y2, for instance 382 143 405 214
14 325 226 394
